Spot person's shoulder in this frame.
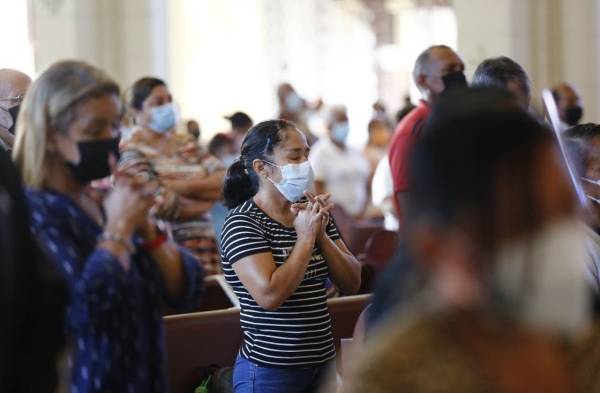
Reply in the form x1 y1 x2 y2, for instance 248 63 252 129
25 187 50 207
392 101 430 136
224 201 264 226
24 188 66 229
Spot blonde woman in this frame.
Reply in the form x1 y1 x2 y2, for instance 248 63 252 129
13 61 203 393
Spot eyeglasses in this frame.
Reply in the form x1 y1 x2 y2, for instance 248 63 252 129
0 95 24 105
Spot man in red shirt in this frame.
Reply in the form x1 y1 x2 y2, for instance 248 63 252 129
389 45 465 222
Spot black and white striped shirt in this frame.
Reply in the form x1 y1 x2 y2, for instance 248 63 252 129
220 199 340 367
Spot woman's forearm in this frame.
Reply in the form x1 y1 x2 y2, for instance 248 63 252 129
318 234 361 294
139 222 187 298
150 242 187 298
178 197 214 219
161 173 224 200
263 235 316 309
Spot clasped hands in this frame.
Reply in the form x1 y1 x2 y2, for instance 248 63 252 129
290 191 334 240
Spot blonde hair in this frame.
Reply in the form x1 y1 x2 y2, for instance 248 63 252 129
12 60 120 188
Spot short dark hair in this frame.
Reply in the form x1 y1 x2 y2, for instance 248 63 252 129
208 133 233 156
472 56 531 97
225 111 253 131
564 123 600 177
129 77 166 110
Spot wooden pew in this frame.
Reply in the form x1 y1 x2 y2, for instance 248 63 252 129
164 275 239 316
330 205 384 256
164 294 370 393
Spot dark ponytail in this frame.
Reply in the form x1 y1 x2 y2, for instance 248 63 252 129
223 119 294 208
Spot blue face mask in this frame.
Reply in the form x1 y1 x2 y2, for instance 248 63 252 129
285 93 304 113
331 121 350 143
149 103 176 134
265 160 314 202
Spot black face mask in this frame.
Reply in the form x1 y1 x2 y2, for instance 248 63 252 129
442 71 468 90
8 104 20 134
565 106 583 126
66 138 120 184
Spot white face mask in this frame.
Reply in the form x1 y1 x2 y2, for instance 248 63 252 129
491 218 590 337
265 160 314 202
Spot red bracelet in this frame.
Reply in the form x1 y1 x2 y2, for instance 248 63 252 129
141 231 167 252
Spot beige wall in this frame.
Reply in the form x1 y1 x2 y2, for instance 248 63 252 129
26 0 600 124
453 0 599 122
28 0 169 88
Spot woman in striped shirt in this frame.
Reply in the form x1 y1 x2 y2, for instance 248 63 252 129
220 119 361 393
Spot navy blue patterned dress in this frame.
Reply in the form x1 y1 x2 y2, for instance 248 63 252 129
26 188 204 393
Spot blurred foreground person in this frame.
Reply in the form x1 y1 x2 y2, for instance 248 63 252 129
0 146 67 393
0 68 31 149
343 88 599 393
554 83 584 129
472 56 531 110
564 123 600 290
13 61 203 393
221 120 361 393
125 77 224 274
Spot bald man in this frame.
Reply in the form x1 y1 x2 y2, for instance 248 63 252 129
388 45 466 221
0 69 31 149
552 82 584 129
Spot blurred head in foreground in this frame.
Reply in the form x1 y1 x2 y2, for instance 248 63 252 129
404 87 588 336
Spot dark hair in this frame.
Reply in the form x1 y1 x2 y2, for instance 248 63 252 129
208 133 234 156
0 147 67 391
223 119 295 208
407 87 552 252
564 123 600 177
472 56 531 97
225 111 253 131
129 77 166 110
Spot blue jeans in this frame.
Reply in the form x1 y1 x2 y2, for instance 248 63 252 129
233 354 333 393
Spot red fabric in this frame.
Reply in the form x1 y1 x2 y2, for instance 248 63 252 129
141 231 167 252
388 100 431 217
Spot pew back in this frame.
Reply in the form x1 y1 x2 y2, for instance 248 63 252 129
164 294 370 393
